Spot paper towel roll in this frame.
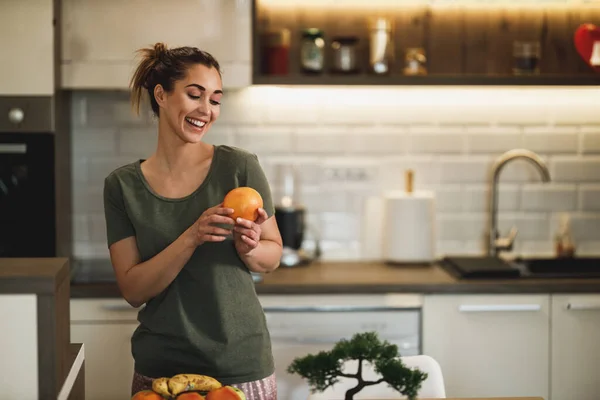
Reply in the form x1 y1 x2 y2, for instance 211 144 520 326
382 190 436 263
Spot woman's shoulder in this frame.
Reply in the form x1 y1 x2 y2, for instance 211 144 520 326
215 145 260 171
104 160 141 187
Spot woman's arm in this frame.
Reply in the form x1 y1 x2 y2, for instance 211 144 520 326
109 232 196 308
237 216 283 273
109 204 234 308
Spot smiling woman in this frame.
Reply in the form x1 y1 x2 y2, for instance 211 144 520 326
102 42 282 400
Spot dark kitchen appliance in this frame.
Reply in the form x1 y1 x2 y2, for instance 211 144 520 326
0 95 72 258
273 164 320 267
0 132 56 257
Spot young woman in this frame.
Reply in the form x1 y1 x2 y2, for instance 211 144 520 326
103 42 282 400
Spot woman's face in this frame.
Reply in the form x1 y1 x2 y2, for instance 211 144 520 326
155 64 223 144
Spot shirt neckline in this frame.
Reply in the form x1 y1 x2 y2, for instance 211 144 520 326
134 144 220 203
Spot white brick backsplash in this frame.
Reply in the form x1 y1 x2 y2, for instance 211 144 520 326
523 126 579 154
437 213 486 241
438 157 489 183
497 213 551 241
118 127 157 156
582 132 600 154
521 184 578 212
295 127 350 154
552 157 600 182
464 184 520 212
409 126 465 154
72 128 117 155
580 185 600 211
70 87 600 258
348 126 407 154
235 126 293 154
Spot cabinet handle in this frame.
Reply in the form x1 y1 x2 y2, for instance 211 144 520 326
101 304 142 312
458 304 541 313
566 303 600 311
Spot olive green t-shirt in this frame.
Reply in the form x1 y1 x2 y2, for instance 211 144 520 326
103 145 275 384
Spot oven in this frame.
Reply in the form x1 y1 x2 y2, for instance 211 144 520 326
0 132 56 257
0 94 59 258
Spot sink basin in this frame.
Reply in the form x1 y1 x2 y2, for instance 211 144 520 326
513 257 600 279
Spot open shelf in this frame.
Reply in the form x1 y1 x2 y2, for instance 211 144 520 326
252 0 600 87
252 73 600 86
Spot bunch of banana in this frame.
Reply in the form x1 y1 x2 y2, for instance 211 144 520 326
152 374 222 398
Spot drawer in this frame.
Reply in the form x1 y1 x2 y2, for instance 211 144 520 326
70 298 142 322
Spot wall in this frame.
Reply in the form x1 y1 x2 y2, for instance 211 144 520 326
71 86 600 260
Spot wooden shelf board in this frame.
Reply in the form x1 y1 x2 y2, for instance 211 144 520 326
252 74 600 86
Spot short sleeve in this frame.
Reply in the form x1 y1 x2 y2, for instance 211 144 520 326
103 173 136 247
244 154 275 218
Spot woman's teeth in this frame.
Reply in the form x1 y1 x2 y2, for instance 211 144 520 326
185 117 206 128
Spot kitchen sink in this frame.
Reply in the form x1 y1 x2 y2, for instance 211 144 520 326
441 256 600 279
513 257 600 279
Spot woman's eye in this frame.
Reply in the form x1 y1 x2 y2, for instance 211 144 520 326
188 94 200 100
210 100 221 106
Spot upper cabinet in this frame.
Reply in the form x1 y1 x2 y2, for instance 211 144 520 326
60 0 251 90
252 0 600 86
0 0 55 96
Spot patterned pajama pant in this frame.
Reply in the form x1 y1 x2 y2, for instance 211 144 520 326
131 371 278 400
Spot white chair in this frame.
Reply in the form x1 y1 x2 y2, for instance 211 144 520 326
307 355 446 399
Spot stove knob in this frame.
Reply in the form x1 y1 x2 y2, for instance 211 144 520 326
8 108 25 124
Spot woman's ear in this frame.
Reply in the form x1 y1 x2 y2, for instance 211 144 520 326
154 84 167 108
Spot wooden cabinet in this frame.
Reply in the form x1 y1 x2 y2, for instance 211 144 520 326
0 0 54 95
61 0 251 89
550 294 600 400
70 299 141 400
423 294 550 399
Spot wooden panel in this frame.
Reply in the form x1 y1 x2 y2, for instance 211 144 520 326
253 1 600 80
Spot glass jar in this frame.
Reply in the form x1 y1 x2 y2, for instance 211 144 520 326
261 29 291 75
368 18 393 75
300 28 325 74
330 36 359 74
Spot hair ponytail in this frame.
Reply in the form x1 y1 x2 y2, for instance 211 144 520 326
128 42 222 117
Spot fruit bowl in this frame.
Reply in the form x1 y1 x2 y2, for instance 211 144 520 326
131 374 246 400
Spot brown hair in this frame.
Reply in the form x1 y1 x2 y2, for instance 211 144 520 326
129 42 222 117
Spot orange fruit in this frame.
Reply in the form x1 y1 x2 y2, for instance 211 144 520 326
177 392 206 400
131 390 164 400
223 187 263 222
206 386 246 400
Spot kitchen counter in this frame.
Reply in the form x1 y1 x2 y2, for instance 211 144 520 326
0 257 74 398
69 258 600 298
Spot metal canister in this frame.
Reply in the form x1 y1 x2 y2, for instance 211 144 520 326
330 36 359 74
300 28 325 74
368 18 393 75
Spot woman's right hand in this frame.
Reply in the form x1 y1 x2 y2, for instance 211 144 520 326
185 203 235 247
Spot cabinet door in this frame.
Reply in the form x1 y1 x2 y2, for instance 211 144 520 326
423 294 550 399
61 0 250 89
551 295 600 400
0 0 54 95
71 322 139 400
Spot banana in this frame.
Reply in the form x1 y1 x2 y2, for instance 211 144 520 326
168 374 222 396
152 377 172 398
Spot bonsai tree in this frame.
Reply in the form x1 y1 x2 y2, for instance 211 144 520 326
287 331 427 400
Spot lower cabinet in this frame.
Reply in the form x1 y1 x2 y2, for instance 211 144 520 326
550 294 600 400
423 294 550 399
70 299 140 400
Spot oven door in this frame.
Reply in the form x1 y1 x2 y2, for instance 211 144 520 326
0 133 56 257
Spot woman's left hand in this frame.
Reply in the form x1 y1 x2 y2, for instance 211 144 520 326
233 208 269 256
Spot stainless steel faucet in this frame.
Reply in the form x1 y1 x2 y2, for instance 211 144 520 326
488 149 551 256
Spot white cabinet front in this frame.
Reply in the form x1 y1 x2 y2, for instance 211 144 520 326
61 0 251 89
551 294 600 400
423 294 550 399
0 0 54 95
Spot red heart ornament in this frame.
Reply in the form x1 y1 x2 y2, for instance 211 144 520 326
574 23 600 72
